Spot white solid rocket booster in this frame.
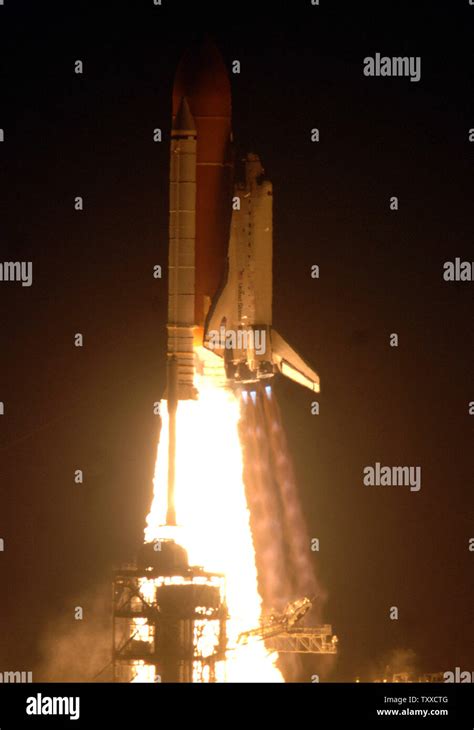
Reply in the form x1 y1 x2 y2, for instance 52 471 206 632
167 97 197 400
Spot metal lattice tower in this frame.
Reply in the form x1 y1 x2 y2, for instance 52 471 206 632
266 626 338 655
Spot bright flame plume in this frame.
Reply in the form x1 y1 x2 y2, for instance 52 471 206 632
143 348 282 682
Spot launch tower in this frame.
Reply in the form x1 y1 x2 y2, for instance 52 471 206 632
112 540 227 683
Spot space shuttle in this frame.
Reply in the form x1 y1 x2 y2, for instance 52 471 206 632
167 39 320 400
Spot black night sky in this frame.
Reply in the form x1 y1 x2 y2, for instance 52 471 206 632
0 0 472 682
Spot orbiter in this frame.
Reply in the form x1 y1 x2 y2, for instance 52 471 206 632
167 39 320 400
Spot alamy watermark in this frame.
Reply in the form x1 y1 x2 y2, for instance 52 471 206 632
0 670 33 682
363 462 421 492
443 258 473 282
443 667 473 683
26 693 80 721
363 53 421 83
0 261 33 287
207 327 267 356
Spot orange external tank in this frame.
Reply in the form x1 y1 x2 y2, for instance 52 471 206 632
172 38 233 330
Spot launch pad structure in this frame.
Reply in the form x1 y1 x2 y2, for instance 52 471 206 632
266 626 337 655
112 541 337 683
112 540 227 683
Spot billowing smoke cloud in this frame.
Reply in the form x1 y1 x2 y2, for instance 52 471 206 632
34 583 111 682
239 385 334 681
368 648 418 682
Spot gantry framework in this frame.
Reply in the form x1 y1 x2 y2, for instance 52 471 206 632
265 625 338 654
113 560 227 683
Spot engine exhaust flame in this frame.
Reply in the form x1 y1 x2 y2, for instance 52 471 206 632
143 348 283 681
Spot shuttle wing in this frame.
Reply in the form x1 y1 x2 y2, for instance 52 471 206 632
271 329 320 393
